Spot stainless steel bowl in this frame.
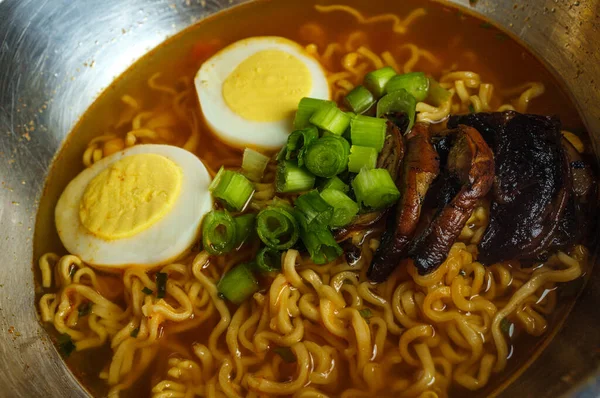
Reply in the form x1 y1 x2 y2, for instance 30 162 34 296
0 0 598 397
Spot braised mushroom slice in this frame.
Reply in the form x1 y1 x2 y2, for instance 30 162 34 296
408 125 495 274
377 114 406 183
449 111 570 264
367 123 440 282
546 137 596 251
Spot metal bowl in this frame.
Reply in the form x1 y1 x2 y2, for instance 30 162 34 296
0 0 598 397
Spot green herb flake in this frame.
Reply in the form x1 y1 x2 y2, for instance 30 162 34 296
359 308 373 324
130 327 140 338
468 104 475 113
142 287 153 295
58 333 76 357
500 318 512 335
480 22 492 29
78 302 92 317
495 33 508 42
155 272 167 299
459 270 467 277
273 346 296 363
68 265 76 278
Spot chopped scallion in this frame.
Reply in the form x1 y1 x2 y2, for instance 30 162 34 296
255 247 282 273
294 190 333 230
297 224 343 265
256 205 300 250
359 308 373 324
303 135 350 178
156 272 167 299
217 263 259 305
347 145 378 173
234 213 256 247
350 115 387 152
364 66 397 98
209 167 255 211
352 168 401 209
385 72 430 102
426 78 451 106
286 126 319 166
294 97 334 129
276 160 315 193
376 89 417 134
273 346 297 363
344 85 375 114
242 148 270 182
130 327 140 338
320 188 359 228
58 333 76 357
142 287 153 295
78 302 92 318
202 210 237 255
318 176 349 193
309 102 351 136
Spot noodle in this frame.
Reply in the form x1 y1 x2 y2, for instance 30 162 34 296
38 207 588 396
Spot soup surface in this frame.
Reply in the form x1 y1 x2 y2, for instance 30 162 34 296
34 0 595 397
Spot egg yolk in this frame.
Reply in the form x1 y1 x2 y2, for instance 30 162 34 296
222 49 312 122
79 153 182 240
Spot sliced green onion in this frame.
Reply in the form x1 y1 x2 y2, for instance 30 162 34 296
320 188 359 228
256 205 299 250
318 176 349 193
364 66 397 98
130 328 140 338
276 160 315 193
309 102 351 135
376 89 417 134
359 308 373 324
78 302 92 317
286 126 319 166
234 213 256 247
294 97 335 130
202 210 237 255
350 115 387 151
276 144 287 162
142 287 153 295
344 85 375 114
273 346 297 363
217 263 259 305
255 247 282 272
426 78 451 106
209 167 255 211
352 168 401 209
156 272 167 299
294 190 333 230
298 224 343 265
348 145 378 173
58 333 76 357
385 72 430 102
303 135 350 178
242 148 270 182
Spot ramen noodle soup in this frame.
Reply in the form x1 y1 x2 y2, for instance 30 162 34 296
34 1 596 397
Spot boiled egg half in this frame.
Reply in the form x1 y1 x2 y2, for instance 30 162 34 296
55 145 212 268
195 36 330 149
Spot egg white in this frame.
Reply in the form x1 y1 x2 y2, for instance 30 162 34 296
195 36 330 149
55 144 213 268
